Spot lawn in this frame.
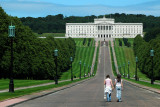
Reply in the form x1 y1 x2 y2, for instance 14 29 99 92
114 38 149 80
93 41 100 75
109 41 117 76
113 38 160 89
124 78 160 90
60 38 95 80
0 79 53 90
0 78 89 101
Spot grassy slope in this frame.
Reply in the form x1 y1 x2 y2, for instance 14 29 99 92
93 41 100 75
60 38 95 80
114 38 149 79
109 41 117 76
113 39 160 89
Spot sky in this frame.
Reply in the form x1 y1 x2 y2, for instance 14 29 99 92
0 0 160 17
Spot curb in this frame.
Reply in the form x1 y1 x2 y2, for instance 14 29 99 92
2 77 94 107
124 79 160 94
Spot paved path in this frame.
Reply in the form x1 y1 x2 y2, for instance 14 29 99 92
13 41 160 107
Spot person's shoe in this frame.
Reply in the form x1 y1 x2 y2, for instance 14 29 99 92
119 98 122 102
117 99 119 102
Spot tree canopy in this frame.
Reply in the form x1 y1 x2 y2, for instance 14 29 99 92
20 13 160 34
133 35 160 80
0 7 76 80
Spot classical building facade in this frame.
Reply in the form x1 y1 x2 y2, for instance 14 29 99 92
65 17 143 38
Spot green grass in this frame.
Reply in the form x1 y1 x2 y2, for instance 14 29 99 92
123 78 160 90
114 38 149 80
109 41 117 76
111 39 160 89
0 77 89 101
113 38 160 88
93 41 100 75
60 38 95 80
35 33 65 37
0 38 96 101
0 79 53 90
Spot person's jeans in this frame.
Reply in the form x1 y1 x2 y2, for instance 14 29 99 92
116 86 121 101
106 92 111 101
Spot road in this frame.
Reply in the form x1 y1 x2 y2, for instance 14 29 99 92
13 41 160 107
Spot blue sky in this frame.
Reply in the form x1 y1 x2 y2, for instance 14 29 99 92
0 0 160 17
43 0 154 6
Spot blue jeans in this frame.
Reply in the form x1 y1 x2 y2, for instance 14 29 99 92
106 92 111 102
116 86 121 101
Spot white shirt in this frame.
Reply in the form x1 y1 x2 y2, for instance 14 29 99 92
115 79 122 87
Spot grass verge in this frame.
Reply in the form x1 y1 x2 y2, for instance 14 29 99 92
123 78 160 90
0 77 89 101
0 80 53 90
109 41 117 76
93 41 100 75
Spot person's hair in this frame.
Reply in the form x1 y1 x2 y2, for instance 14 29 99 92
106 75 110 78
117 74 121 82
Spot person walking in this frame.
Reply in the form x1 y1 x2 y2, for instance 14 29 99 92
104 75 114 102
114 74 123 102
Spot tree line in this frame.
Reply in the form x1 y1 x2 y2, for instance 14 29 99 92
0 7 76 80
133 29 160 80
20 13 160 34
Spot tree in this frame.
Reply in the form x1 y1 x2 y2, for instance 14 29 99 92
119 39 122 46
0 7 76 80
144 28 160 42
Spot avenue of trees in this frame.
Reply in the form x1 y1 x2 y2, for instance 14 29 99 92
0 7 76 80
133 30 160 80
20 13 160 34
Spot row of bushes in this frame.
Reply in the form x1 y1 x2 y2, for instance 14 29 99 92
123 38 131 47
119 38 131 47
83 38 86 45
88 38 92 46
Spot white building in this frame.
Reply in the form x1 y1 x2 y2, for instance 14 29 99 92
65 16 143 38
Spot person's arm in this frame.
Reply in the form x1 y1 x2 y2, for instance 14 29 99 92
111 80 114 89
114 79 116 88
104 80 106 85
121 80 123 90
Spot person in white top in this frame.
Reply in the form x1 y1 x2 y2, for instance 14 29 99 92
104 75 114 102
114 74 123 102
